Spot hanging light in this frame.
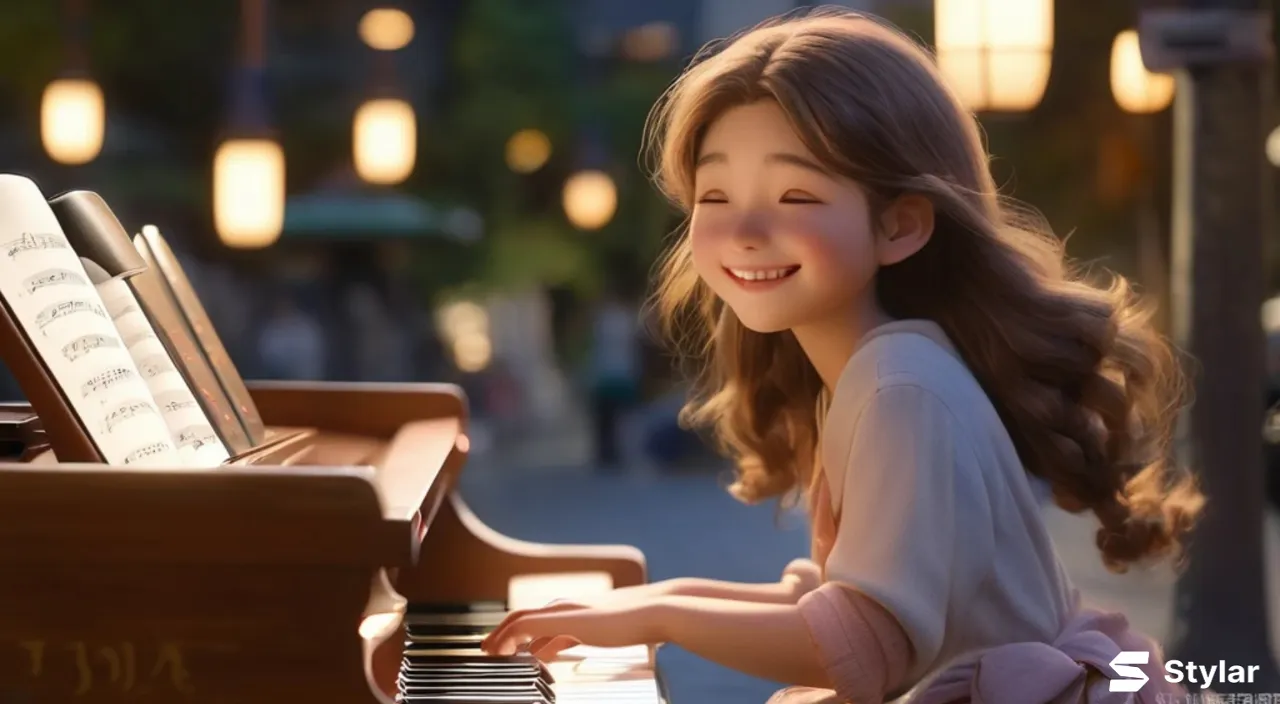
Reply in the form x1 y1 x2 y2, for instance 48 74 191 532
41 77 105 165
213 138 286 249
214 0 285 249
354 6 417 185
358 8 414 51
934 0 1054 113
43 0 104 165
353 98 416 185
562 170 617 231
1110 29 1174 115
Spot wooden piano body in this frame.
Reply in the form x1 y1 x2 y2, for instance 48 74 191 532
0 381 655 703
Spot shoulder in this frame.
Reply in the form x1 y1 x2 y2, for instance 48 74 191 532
820 322 995 498
825 321 982 441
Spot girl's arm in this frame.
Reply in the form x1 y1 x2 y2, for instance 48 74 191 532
662 558 822 604
654 596 829 687
655 584 909 700
602 559 822 605
485 582 907 701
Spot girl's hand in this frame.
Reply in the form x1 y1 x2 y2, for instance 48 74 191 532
480 599 664 659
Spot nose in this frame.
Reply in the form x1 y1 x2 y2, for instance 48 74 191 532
729 212 769 250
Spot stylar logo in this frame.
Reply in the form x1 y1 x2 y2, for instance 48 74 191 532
1110 651 1151 692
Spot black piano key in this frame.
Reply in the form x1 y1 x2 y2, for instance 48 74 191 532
407 601 507 615
401 673 539 685
405 634 488 649
398 696 548 703
407 612 509 629
399 680 543 693
401 655 536 665
398 603 556 704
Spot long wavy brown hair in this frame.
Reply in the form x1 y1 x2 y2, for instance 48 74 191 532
644 9 1203 572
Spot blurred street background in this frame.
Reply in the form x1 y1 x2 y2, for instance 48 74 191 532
3 0 1280 700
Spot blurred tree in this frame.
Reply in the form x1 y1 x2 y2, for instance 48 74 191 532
592 58 682 296
412 0 587 298
414 0 681 302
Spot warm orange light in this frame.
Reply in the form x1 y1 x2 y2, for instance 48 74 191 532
1110 29 1175 114
935 0 1054 112
562 170 617 230
359 8 414 51
505 129 552 174
213 138 286 249
41 78 105 164
353 98 417 185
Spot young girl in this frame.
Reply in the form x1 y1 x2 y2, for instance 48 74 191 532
482 8 1204 702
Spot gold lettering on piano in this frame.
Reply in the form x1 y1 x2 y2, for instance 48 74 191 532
13 639 201 696
19 641 43 676
150 643 194 694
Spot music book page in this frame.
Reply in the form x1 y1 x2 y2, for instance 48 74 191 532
96 278 230 466
0 175 182 467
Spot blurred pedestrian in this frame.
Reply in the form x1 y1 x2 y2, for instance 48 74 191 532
585 289 641 469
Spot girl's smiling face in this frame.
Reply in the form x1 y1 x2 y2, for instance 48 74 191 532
689 100 883 334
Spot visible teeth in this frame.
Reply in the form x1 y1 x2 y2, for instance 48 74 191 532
729 267 795 281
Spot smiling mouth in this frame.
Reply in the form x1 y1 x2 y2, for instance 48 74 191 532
725 266 800 283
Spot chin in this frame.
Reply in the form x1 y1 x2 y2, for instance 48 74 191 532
730 309 796 334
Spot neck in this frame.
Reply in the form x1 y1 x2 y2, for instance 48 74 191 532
790 296 892 391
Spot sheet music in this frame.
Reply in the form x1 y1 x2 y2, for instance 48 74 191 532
0 175 182 467
96 278 230 466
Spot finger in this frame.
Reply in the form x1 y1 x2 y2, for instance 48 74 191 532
482 603 585 652
490 612 575 656
481 608 535 651
530 635 580 660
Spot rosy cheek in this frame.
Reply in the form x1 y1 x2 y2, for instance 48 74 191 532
774 217 847 263
689 217 729 274
776 212 875 276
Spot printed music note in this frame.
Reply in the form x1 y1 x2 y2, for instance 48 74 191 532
123 442 172 465
33 299 107 331
61 333 120 362
160 396 197 414
96 278 229 466
79 367 137 400
103 399 158 432
176 425 220 452
23 267 87 294
0 175 182 467
3 232 68 259
135 353 170 379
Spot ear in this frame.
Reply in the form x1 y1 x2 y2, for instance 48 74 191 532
876 194 935 266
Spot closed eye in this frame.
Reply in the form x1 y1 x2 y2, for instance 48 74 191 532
780 190 822 204
697 189 728 204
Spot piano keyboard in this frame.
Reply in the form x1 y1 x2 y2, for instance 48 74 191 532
397 602 664 703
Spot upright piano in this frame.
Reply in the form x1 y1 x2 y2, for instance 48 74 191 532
0 188 668 703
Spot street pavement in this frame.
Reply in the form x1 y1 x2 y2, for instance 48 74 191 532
457 418 1280 704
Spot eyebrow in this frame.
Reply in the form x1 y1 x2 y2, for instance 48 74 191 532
695 151 831 176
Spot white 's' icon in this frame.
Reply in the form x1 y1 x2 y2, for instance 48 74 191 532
1109 651 1151 692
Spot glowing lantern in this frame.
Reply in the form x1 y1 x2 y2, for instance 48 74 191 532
1110 29 1175 114
41 78 105 165
353 98 417 185
213 138 286 249
935 0 1054 112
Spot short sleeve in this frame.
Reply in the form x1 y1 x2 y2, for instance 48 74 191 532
821 383 982 679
